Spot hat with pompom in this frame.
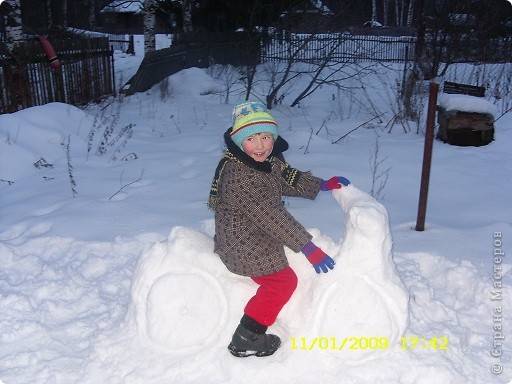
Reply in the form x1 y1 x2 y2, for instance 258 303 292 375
230 101 278 149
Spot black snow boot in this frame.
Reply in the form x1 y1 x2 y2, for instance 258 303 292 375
228 316 281 357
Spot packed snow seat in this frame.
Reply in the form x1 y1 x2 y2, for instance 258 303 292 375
436 82 495 147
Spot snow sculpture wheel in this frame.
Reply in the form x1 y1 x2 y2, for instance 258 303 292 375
310 185 409 360
128 228 229 355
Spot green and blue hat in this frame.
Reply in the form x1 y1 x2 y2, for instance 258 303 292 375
230 101 278 149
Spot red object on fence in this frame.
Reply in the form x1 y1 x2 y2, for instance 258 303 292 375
38 35 61 70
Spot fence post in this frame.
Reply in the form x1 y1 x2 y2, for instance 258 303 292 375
55 68 65 103
402 46 409 96
415 79 441 231
127 35 135 55
111 46 116 95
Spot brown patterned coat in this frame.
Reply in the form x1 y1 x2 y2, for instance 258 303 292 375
213 134 322 277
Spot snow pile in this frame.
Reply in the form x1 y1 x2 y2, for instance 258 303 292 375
168 67 223 96
0 103 88 183
124 184 408 364
1 55 512 383
438 93 497 117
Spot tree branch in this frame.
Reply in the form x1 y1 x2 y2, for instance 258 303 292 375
109 169 144 201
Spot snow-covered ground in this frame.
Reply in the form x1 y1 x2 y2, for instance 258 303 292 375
0 39 511 384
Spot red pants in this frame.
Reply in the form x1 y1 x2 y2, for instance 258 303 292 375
244 266 298 326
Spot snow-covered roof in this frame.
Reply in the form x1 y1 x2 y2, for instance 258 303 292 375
101 0 143 14
438 93 497 118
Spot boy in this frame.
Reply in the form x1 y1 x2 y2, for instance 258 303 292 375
208 101 349 357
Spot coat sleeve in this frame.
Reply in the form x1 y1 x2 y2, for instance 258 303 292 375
222 163 312 253
272 158 322 200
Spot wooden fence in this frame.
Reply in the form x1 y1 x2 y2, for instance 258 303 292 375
0 37 114 114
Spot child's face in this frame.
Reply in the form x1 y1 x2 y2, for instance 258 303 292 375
241 132 274 162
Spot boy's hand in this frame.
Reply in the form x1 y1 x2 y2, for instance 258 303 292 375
301 241 335 274
320 176 350 191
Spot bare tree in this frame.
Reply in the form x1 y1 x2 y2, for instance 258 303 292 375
208 64 241 104
289 37 358 107
369 134 390 201
263 33 314 109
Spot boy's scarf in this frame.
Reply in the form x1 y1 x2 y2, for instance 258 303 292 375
207 129 303 210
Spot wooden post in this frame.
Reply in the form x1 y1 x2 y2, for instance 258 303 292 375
127 35 135 55
415 81 440 231
110 46 116 95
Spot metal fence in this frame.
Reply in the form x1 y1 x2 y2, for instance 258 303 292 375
261 34 416 63
261 33 512 64
0 37 114 114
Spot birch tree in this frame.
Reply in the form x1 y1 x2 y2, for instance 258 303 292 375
4 0 23 52
406 1 414 26
371 0 378 26
143 0 156 55
3 0 30 111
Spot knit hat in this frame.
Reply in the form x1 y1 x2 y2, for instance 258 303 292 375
230 101 278 149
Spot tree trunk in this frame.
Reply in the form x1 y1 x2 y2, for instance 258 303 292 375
371 0 377 26
244 65 256 101
406 0 414 26
182 0 193 33
5 0 23 52
45 0 53 30
88 0 96 29
382 0 389 26
62 0 68 28
143 0 156 55
4 0 30 111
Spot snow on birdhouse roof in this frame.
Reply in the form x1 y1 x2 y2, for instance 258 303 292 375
438 93 497 118
101 0 143 14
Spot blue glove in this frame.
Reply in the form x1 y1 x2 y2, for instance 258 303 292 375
301 241 335 274
320 176 350 191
